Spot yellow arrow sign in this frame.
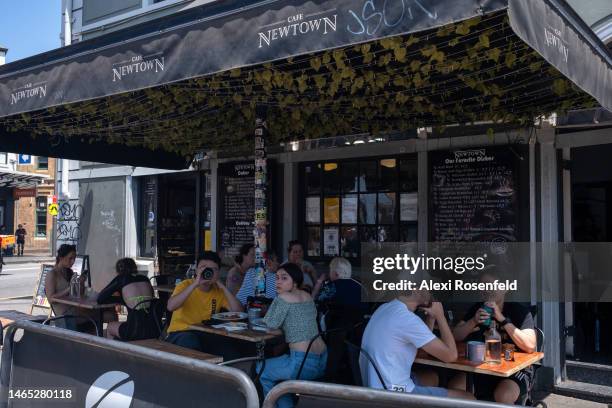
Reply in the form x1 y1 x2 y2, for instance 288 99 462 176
48 203 59 216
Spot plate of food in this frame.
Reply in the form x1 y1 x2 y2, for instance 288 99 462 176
211 312 248 321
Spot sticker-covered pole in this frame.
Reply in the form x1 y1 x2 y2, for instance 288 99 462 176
254 106 268 297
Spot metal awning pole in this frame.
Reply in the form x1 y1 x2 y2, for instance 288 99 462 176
254 106 268 296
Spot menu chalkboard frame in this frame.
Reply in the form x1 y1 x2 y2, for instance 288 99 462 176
217 160 275 262
30 264 54 314
428 145 530 242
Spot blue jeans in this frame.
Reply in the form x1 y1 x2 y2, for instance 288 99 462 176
257 350 327 408
165 330 206 351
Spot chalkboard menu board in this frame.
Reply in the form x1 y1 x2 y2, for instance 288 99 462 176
430 148 521 242
31 264 54 311
218 162 256 260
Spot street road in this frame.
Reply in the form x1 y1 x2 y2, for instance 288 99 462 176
0 263 42 313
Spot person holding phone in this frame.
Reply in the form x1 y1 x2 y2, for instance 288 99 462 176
450 269 536 404
165 251 242 351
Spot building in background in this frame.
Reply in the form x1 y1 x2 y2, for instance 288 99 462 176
14 156 56 254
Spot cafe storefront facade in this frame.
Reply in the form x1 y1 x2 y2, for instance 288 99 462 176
1 0 612 396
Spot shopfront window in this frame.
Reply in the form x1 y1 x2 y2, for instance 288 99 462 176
301 156 418 261
35 197 47 237
37 156 48 170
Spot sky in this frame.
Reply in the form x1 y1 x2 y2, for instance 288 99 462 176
0 0 62 64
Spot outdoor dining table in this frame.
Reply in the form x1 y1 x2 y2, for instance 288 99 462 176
414 342 544 393
189 323 282 359
52 295 118 337
189 323 284 381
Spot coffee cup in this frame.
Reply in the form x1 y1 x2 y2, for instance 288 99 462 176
467 341 485 363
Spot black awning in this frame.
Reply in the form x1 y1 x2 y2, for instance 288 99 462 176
0 0 509 117
0 0 610 168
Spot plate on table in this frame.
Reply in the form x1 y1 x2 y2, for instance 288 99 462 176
212 322 248 332
251 318 267 327
211 312 248 322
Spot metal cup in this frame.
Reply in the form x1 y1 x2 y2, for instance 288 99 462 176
503 343 515 361
467 341 485 363
248 307 261 328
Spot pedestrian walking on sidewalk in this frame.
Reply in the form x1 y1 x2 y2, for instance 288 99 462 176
15 224 26 256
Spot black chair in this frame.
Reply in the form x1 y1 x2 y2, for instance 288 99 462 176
344 340 387 390
319 308 367 384
121 297 165 341
43 314 101 337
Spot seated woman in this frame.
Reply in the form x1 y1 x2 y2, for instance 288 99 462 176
97 258 159 340
226 243 256 295
258 263 327 408
45 244 95 332
285 240 317 292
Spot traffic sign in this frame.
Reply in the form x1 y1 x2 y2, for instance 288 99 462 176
18 154 31 164
48 203 59 216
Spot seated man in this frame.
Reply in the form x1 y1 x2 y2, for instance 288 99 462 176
450 269 537 404
235 251 279 307
165 251 243 351
360 289 474 399
312 257 368 313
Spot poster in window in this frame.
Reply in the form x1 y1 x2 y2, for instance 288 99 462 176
341 195 358 224
307 227 320 256
341 226 359 258
323 227 339 256
306 197 320 223
323 197 340 224
400 193 418 221
359 194 376 224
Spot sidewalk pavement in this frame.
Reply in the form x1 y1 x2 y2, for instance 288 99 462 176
535 391 610 408
2 254 54 265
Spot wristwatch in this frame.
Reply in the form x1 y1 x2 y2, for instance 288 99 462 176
500 317 512 328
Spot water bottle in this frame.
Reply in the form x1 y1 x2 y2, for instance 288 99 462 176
485 321 502 364
70 274 81 298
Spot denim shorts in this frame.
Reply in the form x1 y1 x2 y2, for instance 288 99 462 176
410 374 448 398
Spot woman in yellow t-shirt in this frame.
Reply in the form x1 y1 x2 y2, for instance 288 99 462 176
165 251 242 351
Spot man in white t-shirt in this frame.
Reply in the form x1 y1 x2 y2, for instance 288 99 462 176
360 290 474 399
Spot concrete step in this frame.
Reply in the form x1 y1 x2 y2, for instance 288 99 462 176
554 380 612 404
566 360 612 387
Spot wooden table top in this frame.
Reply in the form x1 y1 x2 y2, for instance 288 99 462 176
189 323 282 343
0 310 47 327
53 296 117 310
153 284 175 293
415 343 544 378
130 339 223 363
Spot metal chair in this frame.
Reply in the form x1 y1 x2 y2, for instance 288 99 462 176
344 340 388 390
124 297 166 340
43 314 101 337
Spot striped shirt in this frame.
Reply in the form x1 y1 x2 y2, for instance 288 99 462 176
236 267 277 306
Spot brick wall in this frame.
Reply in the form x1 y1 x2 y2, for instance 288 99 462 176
13 158 56 253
